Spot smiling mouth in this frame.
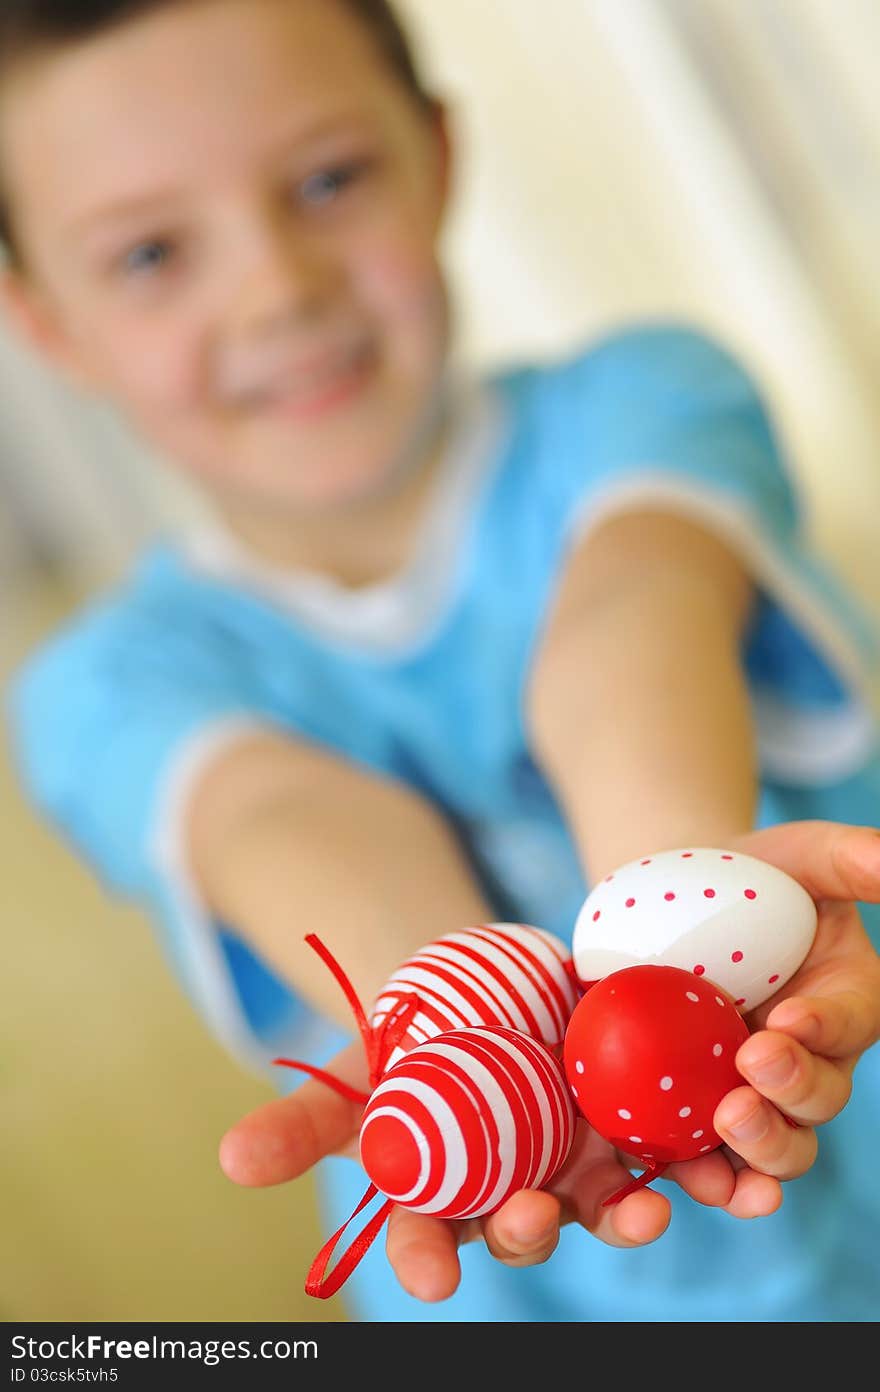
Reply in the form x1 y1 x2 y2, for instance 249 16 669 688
247 340 378 421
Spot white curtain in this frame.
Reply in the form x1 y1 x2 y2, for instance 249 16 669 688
1 0 878 614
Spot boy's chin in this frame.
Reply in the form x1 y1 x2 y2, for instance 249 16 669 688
222 459 418 517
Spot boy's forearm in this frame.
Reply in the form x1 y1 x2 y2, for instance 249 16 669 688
539 582 756 879
188 734 494 1030
528 511 759 883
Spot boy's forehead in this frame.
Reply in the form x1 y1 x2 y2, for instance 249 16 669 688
1 0 407 237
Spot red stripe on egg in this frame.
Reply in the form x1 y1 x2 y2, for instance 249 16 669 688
371 924 578 1071
361 1028 575 1219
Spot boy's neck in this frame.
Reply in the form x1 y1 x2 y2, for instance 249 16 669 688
211 419 452 592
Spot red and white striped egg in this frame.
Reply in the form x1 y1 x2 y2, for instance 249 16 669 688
573 847 817 1012
370 923 579 1071
359 1026 577 1218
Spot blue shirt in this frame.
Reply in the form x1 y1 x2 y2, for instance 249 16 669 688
9 323 880 1321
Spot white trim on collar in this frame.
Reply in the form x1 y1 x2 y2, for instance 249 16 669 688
182 380 507 650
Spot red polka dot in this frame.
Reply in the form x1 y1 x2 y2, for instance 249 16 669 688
641 859 652 866
682 852 693 858
625 898 636 908
664 891 676 901
731 950 744 963
693 964 706 976
593 910 601 922
721 854 733 860
744 889 757 900
605 875 614 882
736 997 746 1007
704 888 716 899
768 974 779 985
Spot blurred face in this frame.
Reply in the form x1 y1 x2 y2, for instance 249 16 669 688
0 0 451 516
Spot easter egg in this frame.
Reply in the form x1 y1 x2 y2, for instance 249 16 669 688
360 1026 577 1218
572 847 817 1011
564 964 750 1165
371 923 580 1071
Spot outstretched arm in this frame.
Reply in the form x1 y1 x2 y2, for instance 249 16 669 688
193 726 678 1300
214 509 880 1299
527 507 880 1198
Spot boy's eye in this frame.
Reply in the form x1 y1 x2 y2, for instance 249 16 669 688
122 240 174 276
298 162 369 208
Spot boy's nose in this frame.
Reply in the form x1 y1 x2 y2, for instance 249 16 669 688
228 217 338 337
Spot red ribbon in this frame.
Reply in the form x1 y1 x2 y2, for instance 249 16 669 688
273 934 422 1100
271 934 423 1297
602 1160 669 1206
304 1183 395 1300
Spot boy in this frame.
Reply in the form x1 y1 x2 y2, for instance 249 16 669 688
3 0 880 1320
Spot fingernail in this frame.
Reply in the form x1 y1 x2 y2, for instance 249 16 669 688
743 1048 796 1087
726 1104 770 1143
769 1007 819 1044
508 1219 557 1249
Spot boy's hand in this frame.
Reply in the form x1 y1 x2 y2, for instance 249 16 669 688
219 820 880 1303
712 821 880 1177
219 1041 693 1302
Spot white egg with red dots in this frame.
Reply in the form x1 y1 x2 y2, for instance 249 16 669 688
572 847 818 1012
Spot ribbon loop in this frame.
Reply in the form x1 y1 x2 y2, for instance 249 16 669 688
305 1182 395 1299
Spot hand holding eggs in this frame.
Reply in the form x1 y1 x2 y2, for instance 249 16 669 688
573 847 817 1011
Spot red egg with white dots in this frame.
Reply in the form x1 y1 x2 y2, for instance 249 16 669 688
564 964 750 1164
360 1026 576 1217
573 848 817 1011
370 923 579 1071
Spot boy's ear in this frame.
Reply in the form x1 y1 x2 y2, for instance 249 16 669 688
0 267 101 390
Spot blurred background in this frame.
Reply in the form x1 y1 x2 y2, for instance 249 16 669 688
2 0 879 1321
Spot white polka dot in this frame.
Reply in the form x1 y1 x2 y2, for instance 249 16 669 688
715 996 725 1007
628 1136 643 1145
660 1076 673 1091
686 991 699 1002
713 1044 723 1057
571 1085 578 1097
700 1145 712 1153
575 1060 585 1074
618 1108 632 1120
678 1106 692 1118
692 1129 704 1139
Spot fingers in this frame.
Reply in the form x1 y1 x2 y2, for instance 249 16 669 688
741 822 880 903
665 1147 782 1218
714 1085 818 1180
552 1125 672 1247
385 1207 464 1303
219 1042 366 1186
665 1149 736 1208
767 991 880 1059
480 1189 561 1267
722 1158 783 1219
736 1027 853 1125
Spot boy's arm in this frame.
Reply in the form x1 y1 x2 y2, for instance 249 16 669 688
527 507 758 883
216 509 880 1301
186 731 495 1029
527 507 880 1180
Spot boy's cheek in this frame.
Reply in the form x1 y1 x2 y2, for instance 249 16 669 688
354 237 446 322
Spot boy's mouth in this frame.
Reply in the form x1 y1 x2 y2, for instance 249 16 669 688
233 339 378 421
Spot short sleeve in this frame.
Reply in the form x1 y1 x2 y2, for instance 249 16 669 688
6 580 338 1077
7 596 258 896
522 322 880 785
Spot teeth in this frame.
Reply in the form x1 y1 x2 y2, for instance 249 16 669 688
265 345 363 405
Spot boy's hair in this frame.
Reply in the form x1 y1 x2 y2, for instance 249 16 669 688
0 0 433 265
